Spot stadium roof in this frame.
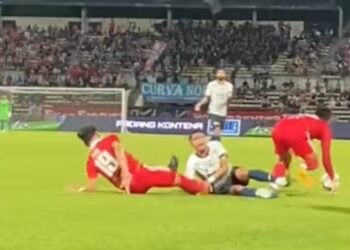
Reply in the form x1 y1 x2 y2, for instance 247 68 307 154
0 0 338 10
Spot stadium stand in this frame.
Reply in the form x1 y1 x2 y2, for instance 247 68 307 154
0 16 349 120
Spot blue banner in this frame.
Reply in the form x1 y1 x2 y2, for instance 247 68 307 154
207 119 241 137
141 83 206 103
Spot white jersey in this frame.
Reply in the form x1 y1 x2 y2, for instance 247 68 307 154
185 141 228 180
205 80 233 117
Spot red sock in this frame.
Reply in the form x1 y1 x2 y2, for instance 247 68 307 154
272 162 287 178
144 169 177 188
179 176 207 195
304 157 318 171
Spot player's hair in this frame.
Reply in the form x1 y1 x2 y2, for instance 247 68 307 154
315 106 332 121
216 68 225 73
77 125 97 146
188 130 207 141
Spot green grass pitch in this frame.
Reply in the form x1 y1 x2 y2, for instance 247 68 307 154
1 132 350 250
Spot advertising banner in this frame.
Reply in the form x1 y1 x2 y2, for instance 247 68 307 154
9 115 350 140
207 119 241 137
116 117 206 135
141 83 206 103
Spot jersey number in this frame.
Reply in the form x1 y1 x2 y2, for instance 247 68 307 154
95 151 118 178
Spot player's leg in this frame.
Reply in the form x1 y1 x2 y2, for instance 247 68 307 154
292 137 318 187
224 168 277 199
3 117 10 131
228 185 277 199
293 137 319 172
272 152 292 177
233 166 275 183
301 153 319 171
271 131 292 179
135 166 208 195
209 114 224 141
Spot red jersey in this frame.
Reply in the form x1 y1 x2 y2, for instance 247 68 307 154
86 135 141 189
274 114 334 179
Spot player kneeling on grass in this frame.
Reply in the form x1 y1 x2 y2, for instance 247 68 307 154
271 106 339 193
71 125 208 195
184 130 278 199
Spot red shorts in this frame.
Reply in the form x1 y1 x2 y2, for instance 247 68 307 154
272 128 314 158
129 166 176 194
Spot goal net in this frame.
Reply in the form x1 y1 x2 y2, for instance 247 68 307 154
0 87 128 132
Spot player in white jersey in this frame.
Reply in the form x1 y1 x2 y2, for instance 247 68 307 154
195 69 233 140
184 130 278 199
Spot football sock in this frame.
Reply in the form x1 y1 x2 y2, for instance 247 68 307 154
148 170 177 188
272 162 287 178
303 157 318 171
238 187 257 197
249 170 275 182
179 176 207 195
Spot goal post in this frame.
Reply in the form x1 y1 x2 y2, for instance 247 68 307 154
0 87 128 133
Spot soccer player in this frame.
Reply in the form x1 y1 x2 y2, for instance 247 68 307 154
184 130 277 199
271 106 337 192
0 95 11 132
195 69 233 140
72 125 208 195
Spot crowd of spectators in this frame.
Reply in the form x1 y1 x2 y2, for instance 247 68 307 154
160 20 290 70
0 19 349 114
234 74 350 112
329 38 350 77
0 20 294 87
0 23 160 88
285 26 335 75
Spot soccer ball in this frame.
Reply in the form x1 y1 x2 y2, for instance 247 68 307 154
321 173 340 191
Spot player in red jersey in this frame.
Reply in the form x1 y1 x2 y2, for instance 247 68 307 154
71 125 208 195
271 106 337 192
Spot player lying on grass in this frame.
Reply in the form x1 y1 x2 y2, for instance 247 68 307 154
71 125 208 195
271 106 338 192
184 130 278 199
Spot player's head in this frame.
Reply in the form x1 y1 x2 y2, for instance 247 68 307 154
315 106 332 122
77 125 98 147
188 130 209 154
215 69 226 81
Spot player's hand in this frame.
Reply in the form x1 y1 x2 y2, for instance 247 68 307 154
194 103 201 112
329 179 338 194
65 184 85 193
120 172 132 195
203 181 212 193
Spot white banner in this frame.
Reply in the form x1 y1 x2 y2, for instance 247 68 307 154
144 41 167 72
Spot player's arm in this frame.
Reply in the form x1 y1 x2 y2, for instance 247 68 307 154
320 125 335 181
81 178 98 192
227 83 234 103
207 153 229 184
195 83 211 111
70 158 99 193
206 141 229 184
195 96 210 112
112 141 132 194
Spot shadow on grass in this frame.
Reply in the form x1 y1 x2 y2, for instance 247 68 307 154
308 205 350 215
94 189 182 196
283 190 308 197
